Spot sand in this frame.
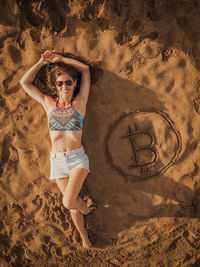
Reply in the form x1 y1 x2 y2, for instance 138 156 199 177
1 0 200 266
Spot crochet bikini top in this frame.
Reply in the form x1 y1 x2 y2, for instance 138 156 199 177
48 99 84 131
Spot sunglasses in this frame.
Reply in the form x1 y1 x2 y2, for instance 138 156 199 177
56 80 73 87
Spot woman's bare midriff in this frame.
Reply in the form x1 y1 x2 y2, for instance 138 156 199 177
49 130 82 152
50 130 83 152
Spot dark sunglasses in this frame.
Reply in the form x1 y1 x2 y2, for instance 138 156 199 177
56 80 73 87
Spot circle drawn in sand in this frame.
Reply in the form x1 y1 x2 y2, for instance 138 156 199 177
105 110 181 182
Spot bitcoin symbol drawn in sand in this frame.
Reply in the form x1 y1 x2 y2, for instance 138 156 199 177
105 110 181 182
122 123 157 174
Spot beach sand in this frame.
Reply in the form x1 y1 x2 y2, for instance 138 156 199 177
1 0 200 266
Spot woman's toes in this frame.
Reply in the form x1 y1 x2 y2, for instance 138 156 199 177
81 206 91 215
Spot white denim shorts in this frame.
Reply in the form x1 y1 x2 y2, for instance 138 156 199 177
49 146 90 180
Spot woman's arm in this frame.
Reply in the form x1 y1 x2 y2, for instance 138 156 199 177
20 52 50 105
62 56 91 105
61 57 89 73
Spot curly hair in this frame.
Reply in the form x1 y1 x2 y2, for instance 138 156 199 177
46 62 81 99
33 54 103 98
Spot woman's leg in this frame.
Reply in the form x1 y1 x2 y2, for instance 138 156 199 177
55 176 69 195
62 168 92 248
70 209 92 248
62 168 90 214
56 176 89 214
55 172 92 248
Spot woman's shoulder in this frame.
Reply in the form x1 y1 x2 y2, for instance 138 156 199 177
72 97 86 117
43 95 57 114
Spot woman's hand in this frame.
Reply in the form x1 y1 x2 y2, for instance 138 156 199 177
40 50 63 64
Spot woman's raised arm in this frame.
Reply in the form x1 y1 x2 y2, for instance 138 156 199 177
20 52 50 105
62 57 90 105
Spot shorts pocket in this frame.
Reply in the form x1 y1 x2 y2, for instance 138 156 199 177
70 153 89 166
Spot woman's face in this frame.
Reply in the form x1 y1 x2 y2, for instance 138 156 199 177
55 73 77 96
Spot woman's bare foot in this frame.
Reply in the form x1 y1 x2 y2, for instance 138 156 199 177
80 200 91 215
80 205 91 215
81 232 92 248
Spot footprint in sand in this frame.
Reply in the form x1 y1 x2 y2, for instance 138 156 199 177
8 44 22 64
2 68 22 95
1 134 18 169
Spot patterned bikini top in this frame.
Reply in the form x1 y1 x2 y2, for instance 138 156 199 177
48 100 85 131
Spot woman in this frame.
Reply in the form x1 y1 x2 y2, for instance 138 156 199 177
20 50 92 248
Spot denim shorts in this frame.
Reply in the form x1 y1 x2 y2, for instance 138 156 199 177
49 146 90 180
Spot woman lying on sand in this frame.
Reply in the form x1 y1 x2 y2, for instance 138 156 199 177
20 50 92 248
